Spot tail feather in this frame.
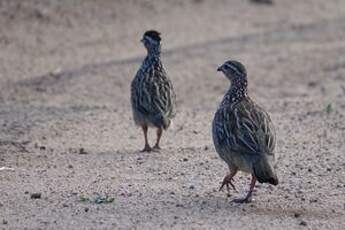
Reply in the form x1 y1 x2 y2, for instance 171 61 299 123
151 114 171 130
253 156 278 185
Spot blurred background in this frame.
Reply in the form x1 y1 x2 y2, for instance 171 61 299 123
0 0 344 229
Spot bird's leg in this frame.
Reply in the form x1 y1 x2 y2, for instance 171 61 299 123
219 169 237 193
153 127 162 150
140 124 151 152
232 175 257 203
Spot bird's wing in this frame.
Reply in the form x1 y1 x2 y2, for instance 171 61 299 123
213 99 275 155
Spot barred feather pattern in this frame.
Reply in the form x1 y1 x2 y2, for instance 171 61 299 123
212 82 276 173
131 52 176 130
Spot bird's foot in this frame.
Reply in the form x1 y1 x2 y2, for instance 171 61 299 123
219 177 236 193
231 190 253 203
152 144 161 152
140 145 152 152
231 196 252 204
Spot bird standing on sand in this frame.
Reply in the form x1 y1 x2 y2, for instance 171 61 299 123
212 60 278 203
131 30 176 152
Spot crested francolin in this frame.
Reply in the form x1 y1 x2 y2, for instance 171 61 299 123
212 60 278 203
131 30 176 152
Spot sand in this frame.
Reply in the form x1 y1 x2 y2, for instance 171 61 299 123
0 0 344 229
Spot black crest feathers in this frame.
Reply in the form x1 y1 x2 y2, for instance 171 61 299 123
144 30 161 42
225 60 247 76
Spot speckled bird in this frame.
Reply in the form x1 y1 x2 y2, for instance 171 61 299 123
131 30 176 152
212 60 278 203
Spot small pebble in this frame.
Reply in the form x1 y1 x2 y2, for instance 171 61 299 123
30 193 42 199
308 81 317 87
310 199 318 203
294 213 301 218
250 0 274 5
79 148 88 155
2 220 8 225
183 158 188 162
84 207 89 212
299 220 307 226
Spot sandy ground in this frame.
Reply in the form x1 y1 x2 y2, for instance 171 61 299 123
0 0 345 229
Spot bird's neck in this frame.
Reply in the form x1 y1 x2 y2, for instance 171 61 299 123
147 45 161 59
223 77 248 105
141 46 162 73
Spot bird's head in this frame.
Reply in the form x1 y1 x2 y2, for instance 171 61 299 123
141 30 161 52
217 60 247 81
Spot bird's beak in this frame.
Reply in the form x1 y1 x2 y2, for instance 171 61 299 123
140 38 144 43
217 66 222 72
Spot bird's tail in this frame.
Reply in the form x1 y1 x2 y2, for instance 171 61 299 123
253 155 278 185
152 114 171 130
162 117 171 130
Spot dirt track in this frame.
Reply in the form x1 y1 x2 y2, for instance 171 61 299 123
0 0 345 229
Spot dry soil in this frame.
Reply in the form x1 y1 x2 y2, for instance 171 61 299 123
0 0 345 229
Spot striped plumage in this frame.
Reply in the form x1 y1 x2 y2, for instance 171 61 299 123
212 60 278 203
131 30 176 152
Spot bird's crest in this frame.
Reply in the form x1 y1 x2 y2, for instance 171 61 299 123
144 30 161 42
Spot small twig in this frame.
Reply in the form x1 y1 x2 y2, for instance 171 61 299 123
0 141 29 153
0 167 15 171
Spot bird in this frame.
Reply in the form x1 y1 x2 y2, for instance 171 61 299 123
131 30 176 152
212 60 278 203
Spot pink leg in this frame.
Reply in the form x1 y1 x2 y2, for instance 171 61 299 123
153 127 162 150
140 124 151 152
